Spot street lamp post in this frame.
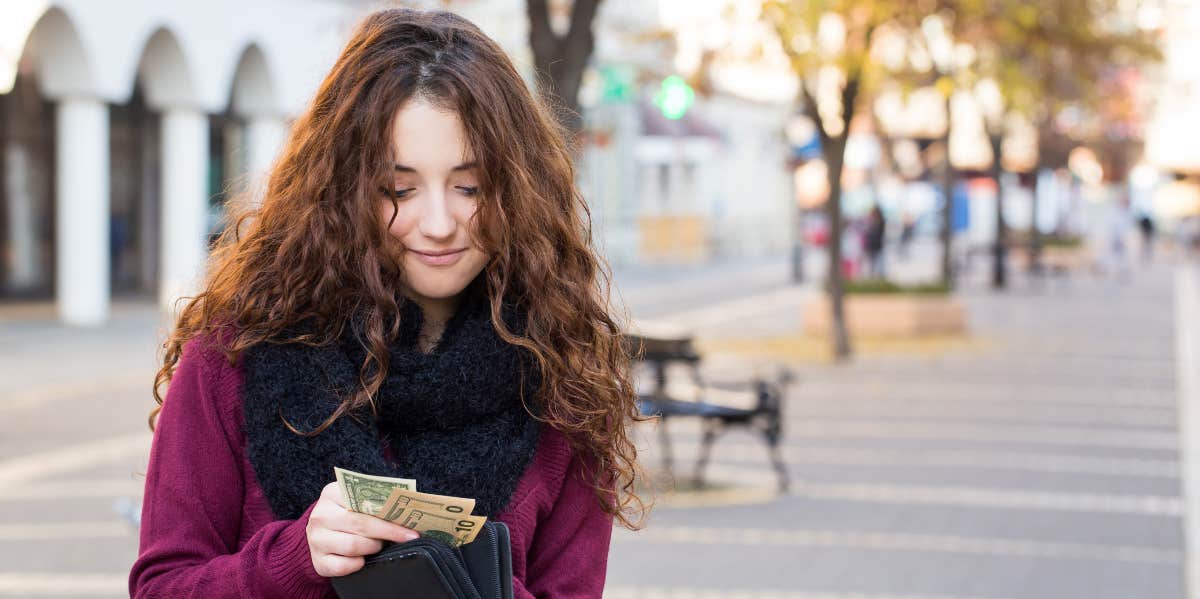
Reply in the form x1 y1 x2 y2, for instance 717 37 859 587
974 79 1008 289
786 113 819 284
791 186 805 283
940 97 956 287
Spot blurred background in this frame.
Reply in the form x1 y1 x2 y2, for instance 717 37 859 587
1 0 1198 597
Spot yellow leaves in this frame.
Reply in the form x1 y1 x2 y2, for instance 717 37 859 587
760 0 1161 141
935 75 955 98
1014 4 1038 29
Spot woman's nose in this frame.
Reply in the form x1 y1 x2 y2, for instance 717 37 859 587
417 191 455 240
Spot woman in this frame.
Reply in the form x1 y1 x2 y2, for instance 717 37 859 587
130 8 648 598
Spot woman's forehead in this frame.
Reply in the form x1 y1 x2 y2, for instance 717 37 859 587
390 98 475 173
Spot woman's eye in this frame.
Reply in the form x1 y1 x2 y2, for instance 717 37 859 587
456 186 479 196
379 186 414 199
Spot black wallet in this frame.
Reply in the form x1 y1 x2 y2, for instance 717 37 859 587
331 521 513 599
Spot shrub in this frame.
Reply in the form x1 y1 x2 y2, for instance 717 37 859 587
836 279 952 295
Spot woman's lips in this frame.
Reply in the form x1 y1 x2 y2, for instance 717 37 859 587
410 248 467 266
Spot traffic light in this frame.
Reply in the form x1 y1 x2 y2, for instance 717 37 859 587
599 65 635 103
654 75 694 120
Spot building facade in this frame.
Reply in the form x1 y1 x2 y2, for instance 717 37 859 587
0 0 376 325
1 0 798 326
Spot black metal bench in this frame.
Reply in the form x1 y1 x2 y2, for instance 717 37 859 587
623 325 794 491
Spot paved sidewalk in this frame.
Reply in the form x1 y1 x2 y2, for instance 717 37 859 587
606 264 1185 598
0 257 1188 598
0 255 810 597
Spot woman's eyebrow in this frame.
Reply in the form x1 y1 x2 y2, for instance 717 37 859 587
393 161 478 173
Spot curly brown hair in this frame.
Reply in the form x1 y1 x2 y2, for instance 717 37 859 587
149 7 651 530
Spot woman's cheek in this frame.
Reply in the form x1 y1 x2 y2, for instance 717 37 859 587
382 206 415 239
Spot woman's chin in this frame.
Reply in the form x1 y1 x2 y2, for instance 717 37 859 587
404 275 473 301
401 252 487 300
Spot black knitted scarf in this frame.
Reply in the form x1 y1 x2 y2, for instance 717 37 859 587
240 280 543 521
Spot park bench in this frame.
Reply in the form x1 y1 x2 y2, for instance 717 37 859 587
623 322 794 491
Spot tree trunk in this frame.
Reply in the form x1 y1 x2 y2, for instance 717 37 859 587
940 95 955 288
527 0 600 137
821 78 860 360
989 132 1007 289
825 132 851 359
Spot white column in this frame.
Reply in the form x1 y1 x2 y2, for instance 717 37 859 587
159 107 209 314
245 115 286 177
55 97 110 326
638 163 659 215
668 157 687 215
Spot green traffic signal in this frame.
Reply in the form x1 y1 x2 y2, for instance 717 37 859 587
655 75 694 120
599 65 634 103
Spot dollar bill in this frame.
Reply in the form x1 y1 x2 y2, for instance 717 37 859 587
377 486 476 521
334 467 417 517
390 506 488 547
377 487 486 547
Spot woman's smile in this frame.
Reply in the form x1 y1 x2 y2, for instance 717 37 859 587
409 247 467 266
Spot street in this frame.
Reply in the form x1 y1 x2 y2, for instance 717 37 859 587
0 255 1190 598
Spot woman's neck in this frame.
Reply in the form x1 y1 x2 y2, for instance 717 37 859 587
408 294 460 353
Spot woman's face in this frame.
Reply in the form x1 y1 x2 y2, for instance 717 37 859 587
381 98 490 308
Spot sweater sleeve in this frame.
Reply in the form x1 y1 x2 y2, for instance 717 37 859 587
522 446 615 599
129 337 332 599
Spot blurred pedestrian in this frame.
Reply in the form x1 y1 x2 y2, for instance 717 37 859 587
1137 212 1156 263
841 220 863 280
1105 195 1132 281
865 204 887 279
130 8 644 598
898 213 916 260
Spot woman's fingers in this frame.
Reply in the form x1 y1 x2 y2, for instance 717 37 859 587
308 482 422 578
310 528 385 558
308 480 419 581
314 554 365 578
321 481 346 508
312 482 419 544
333 509 420 544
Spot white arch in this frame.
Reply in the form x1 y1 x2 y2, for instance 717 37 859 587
228 43 281 118
135 26 197 110
226 42 288 189
3 5 97 100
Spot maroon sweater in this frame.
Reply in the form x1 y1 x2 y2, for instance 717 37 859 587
129 337 613 598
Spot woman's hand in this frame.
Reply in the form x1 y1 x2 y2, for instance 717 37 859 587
306 481 420 577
